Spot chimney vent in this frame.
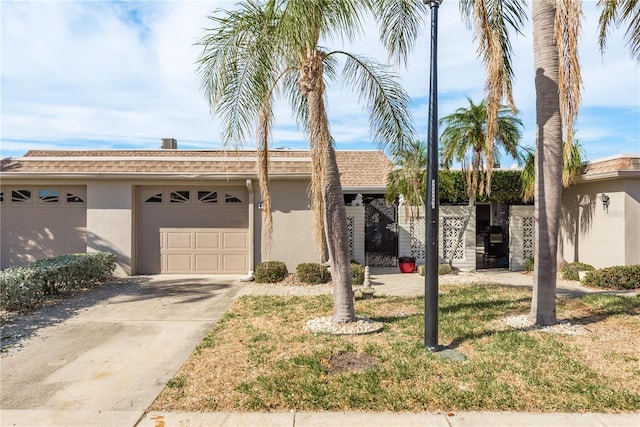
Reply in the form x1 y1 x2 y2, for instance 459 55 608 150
161 138 177 149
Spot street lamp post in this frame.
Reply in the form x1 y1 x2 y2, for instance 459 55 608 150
424 0 440 351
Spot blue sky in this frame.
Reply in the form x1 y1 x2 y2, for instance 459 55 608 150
1 1 639 164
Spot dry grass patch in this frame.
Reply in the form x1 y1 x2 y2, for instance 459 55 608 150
151 285 640 413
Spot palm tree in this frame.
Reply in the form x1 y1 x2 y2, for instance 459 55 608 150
521 139 586 203
377 1 637 327
439 97 522 265
196 0 415 323
385 139 428 221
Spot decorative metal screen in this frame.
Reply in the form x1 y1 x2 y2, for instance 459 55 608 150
443 217 465 260
347 216 354 259
410 216 425 262
365 198 398 267
523 216 535 260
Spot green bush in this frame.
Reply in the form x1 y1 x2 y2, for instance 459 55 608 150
581 265 640 290
296 263 330 284
561 262 595 281
351 263 364 285
524 257 534 272
0 252 117 311
254 261 288 283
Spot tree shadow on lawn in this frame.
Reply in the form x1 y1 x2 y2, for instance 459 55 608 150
363 291 638 352
0 276 234 352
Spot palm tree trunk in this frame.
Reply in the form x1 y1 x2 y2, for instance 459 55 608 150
323 146 356 323
529 0 561 326
302 52 355 323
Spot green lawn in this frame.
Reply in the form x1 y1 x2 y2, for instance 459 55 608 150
152 284 640 413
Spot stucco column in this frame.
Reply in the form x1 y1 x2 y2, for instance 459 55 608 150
86 181 133 276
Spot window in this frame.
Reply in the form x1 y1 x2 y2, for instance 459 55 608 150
144 193 163 203
0 192 3 203
225 193 243 204
198 191 217 204
39 189 60 203
170 190 190 203
67 192 85 203
11 189 31 203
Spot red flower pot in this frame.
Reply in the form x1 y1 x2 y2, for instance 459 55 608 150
398 258 416 273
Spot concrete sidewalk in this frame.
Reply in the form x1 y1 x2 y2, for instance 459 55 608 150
2 269 638 427
137 410 640 427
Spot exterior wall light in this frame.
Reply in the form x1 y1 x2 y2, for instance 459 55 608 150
600 193 610 213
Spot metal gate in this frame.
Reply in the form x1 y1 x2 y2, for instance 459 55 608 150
365 198 398 266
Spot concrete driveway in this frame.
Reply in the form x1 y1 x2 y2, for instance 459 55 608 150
0 275 244 427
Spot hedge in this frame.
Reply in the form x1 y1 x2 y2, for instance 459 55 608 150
0 252 118 311
581 265 640 290
254 261 288 283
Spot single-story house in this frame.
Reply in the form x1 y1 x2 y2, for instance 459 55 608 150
558 154 640 268
0 145 392 276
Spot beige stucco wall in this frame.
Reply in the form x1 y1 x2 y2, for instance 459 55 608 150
254 180 320 272
86 181 133 276
624 178 640 265
559 179 626 268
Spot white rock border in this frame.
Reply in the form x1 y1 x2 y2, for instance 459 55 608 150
304 316 384 335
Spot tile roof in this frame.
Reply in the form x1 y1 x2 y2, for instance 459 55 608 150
0 149 393 189
582 155 640 176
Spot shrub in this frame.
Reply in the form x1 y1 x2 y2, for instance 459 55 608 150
296 263 330 284
351 263 364 285
524 257 534 272
0 252 117 311
253 261 288 283
561 262 595 281
581 265 640 290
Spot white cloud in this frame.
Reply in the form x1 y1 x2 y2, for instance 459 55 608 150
1 0 638 161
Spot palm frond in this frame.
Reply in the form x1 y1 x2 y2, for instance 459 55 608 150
598 0 640 62
196 0 283 144
336 51 416 149
555 0 583 154
375 0 427 67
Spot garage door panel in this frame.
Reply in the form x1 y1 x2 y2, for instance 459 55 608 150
166 254 192 272
223 254 248 272
195 254 221 272
34 209 66 227
195 232 220 249
3 209 34 228
166 231 193 249
223 232 248 249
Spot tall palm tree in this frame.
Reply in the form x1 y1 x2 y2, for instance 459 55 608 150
378 1 636 327
196 0 415 323
439 97 523 265
385 139 428 221
530 0 639 326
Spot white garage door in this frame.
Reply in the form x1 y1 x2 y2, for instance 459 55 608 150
138 187 249 274
0 187 87 268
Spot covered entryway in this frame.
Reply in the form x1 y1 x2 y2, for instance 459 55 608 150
137 187 249 274
0 187 87 268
